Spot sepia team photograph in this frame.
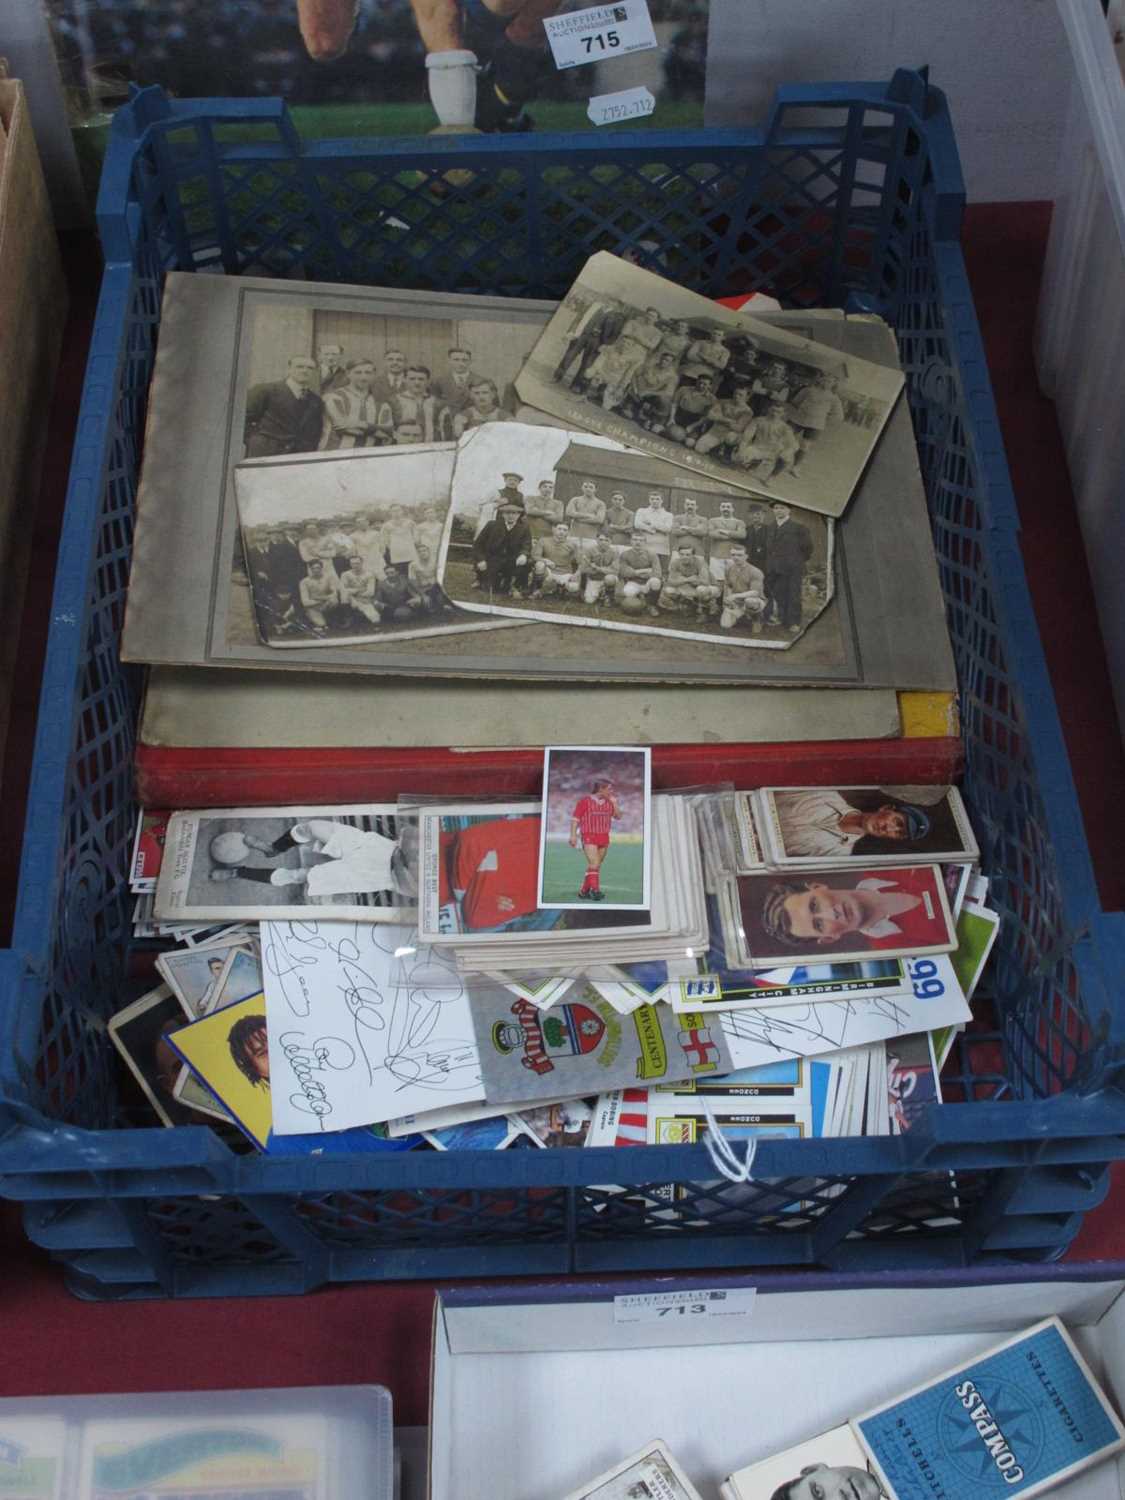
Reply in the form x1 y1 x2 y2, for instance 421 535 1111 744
223 288 552 654
516 252 904 518
235 444 523 647
438 422 834 648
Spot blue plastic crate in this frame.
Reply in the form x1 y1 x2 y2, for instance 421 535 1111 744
1 68 1123 1299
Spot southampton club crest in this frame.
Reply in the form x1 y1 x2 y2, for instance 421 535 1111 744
492 997 608 1075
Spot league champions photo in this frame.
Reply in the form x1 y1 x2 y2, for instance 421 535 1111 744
537 746 651 910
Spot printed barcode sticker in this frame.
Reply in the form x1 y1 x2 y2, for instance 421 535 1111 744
545 0 658 71
614 1287 757 1323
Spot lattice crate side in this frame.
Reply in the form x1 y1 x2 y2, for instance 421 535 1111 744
295 1184 569 1249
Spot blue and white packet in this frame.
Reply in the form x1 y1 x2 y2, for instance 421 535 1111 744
853 1317 1125 1499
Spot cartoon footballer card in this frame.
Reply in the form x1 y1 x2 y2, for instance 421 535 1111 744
166 993 273 1149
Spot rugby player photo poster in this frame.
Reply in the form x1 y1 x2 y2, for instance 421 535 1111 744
537 745 652 910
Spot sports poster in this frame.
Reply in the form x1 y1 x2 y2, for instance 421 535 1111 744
45 0 711 187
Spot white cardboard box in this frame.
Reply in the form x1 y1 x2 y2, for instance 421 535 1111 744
426 1271 1125 1500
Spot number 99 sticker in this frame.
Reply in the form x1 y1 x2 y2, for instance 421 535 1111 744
544 0 659 71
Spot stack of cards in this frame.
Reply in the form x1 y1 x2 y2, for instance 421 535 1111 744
416 795 707 976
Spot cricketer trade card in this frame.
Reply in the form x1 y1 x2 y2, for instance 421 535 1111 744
440 421 835 650
235 445 511 649
852 1317 1125 1500
722 1424 882 1500
0 1415 67 1500
756 784 978 868
563 1440 704 1500
108 984 201 1129
516 252 904 519
129 809 170 891
418 802 653 941
538 745 651 910
732 863 956 968
166 993 274 1150
154 803 418 923
76 1412 327 1500
471 982 733 1104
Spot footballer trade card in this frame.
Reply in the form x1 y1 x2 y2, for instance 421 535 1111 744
76 1412 327 1500
0 1415 67 1500
562 1439 704 1500
166 993 273 1150
757 785 978 869
156 940 257 1017
732 863 956 969
129 810 170 892
417 801 654 943
108 984 202 1128
886 1031 941 1134
852 1317 1125 1500
538 745 651 912
472 982 733 1104
155 803 418 924
722 1424 881 1500
516 1095 597 1147
423 1114 530 1151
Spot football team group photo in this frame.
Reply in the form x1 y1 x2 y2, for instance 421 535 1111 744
439 424 832 647
516 255 903 517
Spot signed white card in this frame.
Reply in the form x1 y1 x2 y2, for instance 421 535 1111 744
261 920 485 1135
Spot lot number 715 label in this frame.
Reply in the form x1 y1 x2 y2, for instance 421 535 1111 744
544 0 659 71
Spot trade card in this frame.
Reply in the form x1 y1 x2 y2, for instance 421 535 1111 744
235 444 515 649
423 1114 529 1151
76 1412 327 1500
668 952 909 1014
0 1414 68 1500
585 1087 650 1146
387 1089 585 1138
943 861 973 918
756 784 978 868
155 939 256 1017
441 421 835 650
886 1031 941 1134
538 746 651 911
732 791 768 873
950 902 1000 1002
516 251 904 519
171 1066 235 1123
852 1317 1125 1500
108 984 201 1128
516 1095 598 1147
722 1424 878 1500
562 1439 704 1500
129 809 170 891
418 801 653 942
649 1103 809 1145
654 1057 808 1099
166 993 273 1150
154 803 418 923
471 982 733 1104
731 863 956 968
